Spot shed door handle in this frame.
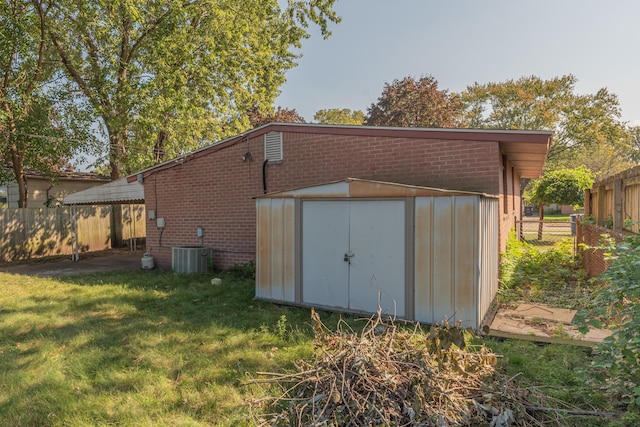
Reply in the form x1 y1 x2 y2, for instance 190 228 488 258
344 252 354 262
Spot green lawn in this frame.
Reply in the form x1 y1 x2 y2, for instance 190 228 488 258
0 270 335 426
0 267 623 426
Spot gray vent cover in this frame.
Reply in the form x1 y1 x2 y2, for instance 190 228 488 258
264 131 283 161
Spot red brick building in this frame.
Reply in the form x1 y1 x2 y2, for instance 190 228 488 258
128 124 551 270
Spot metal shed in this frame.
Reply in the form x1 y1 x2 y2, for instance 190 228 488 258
255 178 499 329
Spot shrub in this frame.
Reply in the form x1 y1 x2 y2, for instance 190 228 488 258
229 261 256 280
576 234 640 411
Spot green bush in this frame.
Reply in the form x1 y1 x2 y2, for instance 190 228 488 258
576 234 640 411
229 261 256 280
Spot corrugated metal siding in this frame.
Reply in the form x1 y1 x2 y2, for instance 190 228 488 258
477 198 499 327
255 198 295 302
414 195 484 329
255 180 500 330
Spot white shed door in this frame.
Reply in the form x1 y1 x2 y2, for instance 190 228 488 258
302 200 405 317
301 201 350 308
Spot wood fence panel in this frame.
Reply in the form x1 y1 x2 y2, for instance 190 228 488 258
624 182 640 233
587 165 640 232
0 205 146 262
581 165 640 277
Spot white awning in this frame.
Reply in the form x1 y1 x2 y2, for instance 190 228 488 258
63 178 144 205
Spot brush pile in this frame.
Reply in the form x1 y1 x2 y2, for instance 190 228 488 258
251 309 572 426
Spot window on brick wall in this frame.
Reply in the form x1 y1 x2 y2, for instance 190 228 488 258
264 131 283 161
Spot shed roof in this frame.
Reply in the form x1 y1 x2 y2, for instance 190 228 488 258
127 123 552 182
255 178 499 199
63 178 144 205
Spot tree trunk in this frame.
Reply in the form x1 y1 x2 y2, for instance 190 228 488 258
154 130 167 164
537 202 544 240
7 119 28 208
108 130 124 247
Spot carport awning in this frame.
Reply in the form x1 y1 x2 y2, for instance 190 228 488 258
63 178 144 205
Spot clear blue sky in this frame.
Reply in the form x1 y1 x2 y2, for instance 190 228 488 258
276 0 640 125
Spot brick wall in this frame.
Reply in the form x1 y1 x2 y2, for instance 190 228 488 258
144 130 506 270
577 222 624 278
498 158 521 254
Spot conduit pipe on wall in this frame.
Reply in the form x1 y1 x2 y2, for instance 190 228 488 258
262 159 269 194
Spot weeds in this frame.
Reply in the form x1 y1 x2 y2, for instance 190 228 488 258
575 234 640 415
499 232 592 309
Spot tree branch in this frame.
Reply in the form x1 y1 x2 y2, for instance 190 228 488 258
26 0 47 96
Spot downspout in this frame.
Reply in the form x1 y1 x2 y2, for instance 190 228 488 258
262 159 269 194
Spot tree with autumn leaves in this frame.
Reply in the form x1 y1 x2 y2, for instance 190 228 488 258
362 74 633 178
2 0 634 200
365 75 462 128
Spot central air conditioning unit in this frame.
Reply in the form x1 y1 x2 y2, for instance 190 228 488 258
171 247 210 274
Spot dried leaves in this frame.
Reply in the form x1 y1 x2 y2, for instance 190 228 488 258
249 309 575 426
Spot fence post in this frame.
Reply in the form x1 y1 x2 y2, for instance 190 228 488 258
583 189 591 216
596 185 606 227
614 179 623 232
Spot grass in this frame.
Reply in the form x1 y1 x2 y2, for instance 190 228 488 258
523 213 576 222
0 269 354 426
0 264 622 426
542 213 573 222
498 236 596 309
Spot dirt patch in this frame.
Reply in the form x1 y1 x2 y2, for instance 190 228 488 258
0 248 146 277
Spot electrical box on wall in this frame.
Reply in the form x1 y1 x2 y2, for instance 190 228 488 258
197 227 204 238
148 209 156 220
156 217 165 228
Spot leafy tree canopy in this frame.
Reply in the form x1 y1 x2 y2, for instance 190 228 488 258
39 0 339 178
460 75 631 175
365 75 463 128
314 108 365 125
527 166 594 207
1 0 92 206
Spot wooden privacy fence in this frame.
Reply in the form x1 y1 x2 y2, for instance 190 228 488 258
584 164 640 233
579 165 640 278
0 205 146 262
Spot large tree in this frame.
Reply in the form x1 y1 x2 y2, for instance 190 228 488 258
365 75 463 128
39 0 339 179
460 75 630 175
314 108 365 125
0 0 87 207
527 166 594 238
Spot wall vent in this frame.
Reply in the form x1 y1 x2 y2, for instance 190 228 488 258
264 131 283 161
171 247 210 274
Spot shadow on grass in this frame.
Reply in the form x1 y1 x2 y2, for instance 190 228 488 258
0 270 352 426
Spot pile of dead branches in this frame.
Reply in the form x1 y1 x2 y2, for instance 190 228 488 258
248 309 607 426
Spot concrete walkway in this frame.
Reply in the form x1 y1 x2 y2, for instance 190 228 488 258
0 249 144 277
